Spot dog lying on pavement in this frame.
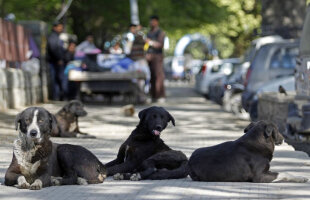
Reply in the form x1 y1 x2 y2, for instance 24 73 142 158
51 100 95 138
5 107 106 190
52 144 106 186
106 106 188 181
188 121 308 183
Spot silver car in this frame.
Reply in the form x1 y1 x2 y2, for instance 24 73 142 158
242 40 299 119
195 58 240 97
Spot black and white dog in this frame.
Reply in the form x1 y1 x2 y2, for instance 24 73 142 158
5 107 60 189
5 107 106 190
188 121 308 183
106 106 188 181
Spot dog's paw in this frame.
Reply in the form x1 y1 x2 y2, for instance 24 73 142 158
17 176 30 189
51 176 62 186
98 173 106 182
77 177 88 185
30 179 42 190
113 173 124 180
273 172 309 183
76 133 96 138
130 173 141 181
291 176 308 183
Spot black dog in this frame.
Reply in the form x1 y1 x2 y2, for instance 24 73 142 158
188 121 308 183
51 100 95 138
106 106 188 181
5 107 106 190
52 144 107 186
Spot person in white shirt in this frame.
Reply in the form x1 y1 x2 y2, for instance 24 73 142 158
76 35 97 53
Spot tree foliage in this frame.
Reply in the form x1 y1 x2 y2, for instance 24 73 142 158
1 0 261 58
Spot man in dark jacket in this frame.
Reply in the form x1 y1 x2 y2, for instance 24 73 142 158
47 21 65 100
146 15 166 102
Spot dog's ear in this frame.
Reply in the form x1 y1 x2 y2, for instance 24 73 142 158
48 112 58 134
138 108 148 121
264 124 274 137
166 111 175 126
265 123 282 142
63 102 71 112
15 112 22 131
244 122 257 133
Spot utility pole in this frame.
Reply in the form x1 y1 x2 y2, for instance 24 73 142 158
62 0 67 32
130 0 140 25
56 0 73 32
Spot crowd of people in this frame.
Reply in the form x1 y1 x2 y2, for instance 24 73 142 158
46 15 166 103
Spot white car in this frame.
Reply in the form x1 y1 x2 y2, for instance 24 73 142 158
195 58 240 96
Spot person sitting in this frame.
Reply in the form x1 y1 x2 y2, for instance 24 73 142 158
75 35 97 57
109 42 123 54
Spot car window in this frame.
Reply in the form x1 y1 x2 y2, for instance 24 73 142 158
270 47 298 69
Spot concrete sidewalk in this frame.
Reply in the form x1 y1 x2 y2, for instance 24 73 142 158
0 84 310 199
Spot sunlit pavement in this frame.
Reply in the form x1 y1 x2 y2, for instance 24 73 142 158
0 82 310 200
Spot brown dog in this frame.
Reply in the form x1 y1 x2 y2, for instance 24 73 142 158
51 100 95 138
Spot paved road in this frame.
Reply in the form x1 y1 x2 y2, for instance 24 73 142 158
0 83 310 199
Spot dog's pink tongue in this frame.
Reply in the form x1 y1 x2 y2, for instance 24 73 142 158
153 130 161 136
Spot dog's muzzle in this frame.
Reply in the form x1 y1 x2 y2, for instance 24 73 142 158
152 130 161 136
275 139 284 145
30 129 38 138
76 110 87 117
26 128 42 143
152 125 162 136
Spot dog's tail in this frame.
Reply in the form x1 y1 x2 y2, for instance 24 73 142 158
148 160 189 180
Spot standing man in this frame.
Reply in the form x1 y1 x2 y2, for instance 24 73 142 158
47 21 65 100
146 15 166 103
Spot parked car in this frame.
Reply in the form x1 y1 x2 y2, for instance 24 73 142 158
244 35 284 63
166 56 203 81
186 59 203 81
195 58 240 97
208 76 227 105
241 40 299 119
208 62 243 105
220 36 284 117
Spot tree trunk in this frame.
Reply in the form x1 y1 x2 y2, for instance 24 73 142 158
261 0 307 38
